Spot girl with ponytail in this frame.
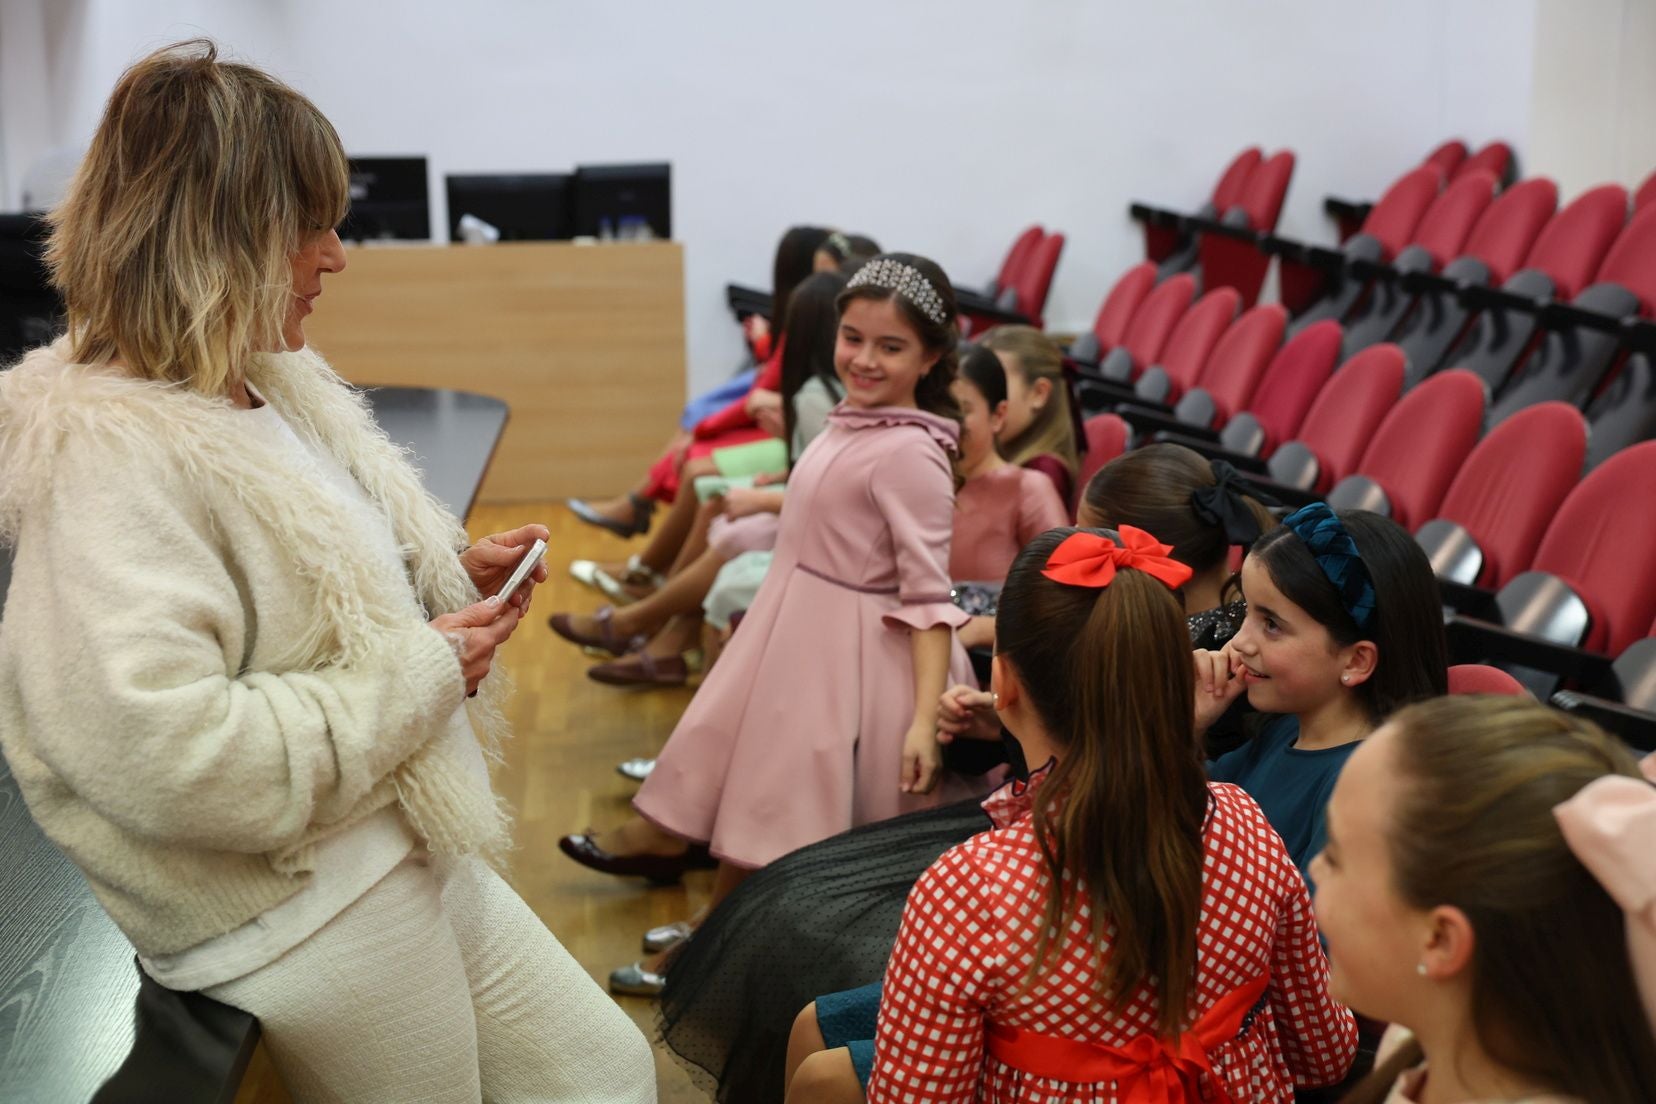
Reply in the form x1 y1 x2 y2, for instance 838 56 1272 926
789 528 1356 1101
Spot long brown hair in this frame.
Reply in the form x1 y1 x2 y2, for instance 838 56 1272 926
778 271 847 461
1342 697 1656 1102
46 39 349 395
981 324 1079 477
996 527 1207 1034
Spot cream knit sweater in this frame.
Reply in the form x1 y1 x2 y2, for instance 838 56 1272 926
0 339 514 956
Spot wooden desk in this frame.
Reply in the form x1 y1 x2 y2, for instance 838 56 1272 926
0 388 504 1103
304 241 686 504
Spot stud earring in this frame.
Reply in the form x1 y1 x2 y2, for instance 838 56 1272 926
1416 963 1427 976
1341 674 1350 684
992 692 1000 706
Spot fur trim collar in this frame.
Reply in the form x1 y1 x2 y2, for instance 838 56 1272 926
0 338 513 861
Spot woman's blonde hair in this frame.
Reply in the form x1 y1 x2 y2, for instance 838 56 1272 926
980 324 1079 478
46 39 349 395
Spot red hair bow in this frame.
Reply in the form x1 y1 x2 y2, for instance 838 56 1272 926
1041 526 1194 591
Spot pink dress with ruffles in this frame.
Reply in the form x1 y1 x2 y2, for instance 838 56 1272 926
634 404 976 869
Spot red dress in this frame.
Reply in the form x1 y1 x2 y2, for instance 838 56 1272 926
867 780 1357 1103
642 348 784 503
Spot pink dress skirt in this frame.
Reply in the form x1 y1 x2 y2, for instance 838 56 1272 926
635 405 980 868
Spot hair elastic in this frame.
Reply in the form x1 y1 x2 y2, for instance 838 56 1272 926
1282 502 1376 631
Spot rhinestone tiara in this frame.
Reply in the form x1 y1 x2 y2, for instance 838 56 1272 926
846 258 950 327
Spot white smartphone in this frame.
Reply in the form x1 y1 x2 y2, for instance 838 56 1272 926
494 538 547 603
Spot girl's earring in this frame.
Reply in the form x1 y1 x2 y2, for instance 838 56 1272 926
992 692 1001 707
1340 674 1350 684
1416 963 1427 977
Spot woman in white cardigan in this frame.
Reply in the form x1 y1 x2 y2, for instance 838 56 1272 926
0 40 655 1103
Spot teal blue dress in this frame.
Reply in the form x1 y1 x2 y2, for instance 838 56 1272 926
1206 714 1358 892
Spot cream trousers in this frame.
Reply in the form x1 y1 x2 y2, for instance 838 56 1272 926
207 854 656 1103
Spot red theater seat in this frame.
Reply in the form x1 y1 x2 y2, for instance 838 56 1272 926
1326 369 1486 530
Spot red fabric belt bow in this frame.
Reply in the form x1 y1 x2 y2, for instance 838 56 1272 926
984 973 1270 1104
1042 525 1195 591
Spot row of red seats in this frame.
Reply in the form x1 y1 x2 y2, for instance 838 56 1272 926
955 226 1066 335
1075 142 1656 463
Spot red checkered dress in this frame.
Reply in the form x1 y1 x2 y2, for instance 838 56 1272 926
866 781 1357 1103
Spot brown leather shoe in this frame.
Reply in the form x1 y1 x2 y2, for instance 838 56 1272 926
587 652 689 688
548 606 643 657
558 832 713 884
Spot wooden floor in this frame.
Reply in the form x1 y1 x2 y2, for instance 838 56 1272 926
468 503 714 1102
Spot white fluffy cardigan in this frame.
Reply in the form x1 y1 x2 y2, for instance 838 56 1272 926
0 339 513 956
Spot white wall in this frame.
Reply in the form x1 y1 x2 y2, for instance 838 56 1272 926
3 0 1541 395
1528 0 1656 201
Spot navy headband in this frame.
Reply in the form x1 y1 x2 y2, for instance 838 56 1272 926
1282 502 1377 631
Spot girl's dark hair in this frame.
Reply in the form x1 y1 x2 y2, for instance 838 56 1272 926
836 252 962 423
1250 509 1446 723
845 233 881 259
817 231 881 266
1341 697 1656 1103
1083 444 1275 583
959 344 1008 409
772 226 833 342
778 271 847 461
997 527 1206 1035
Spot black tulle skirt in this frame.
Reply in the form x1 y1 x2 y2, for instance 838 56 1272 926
656 797 992 1103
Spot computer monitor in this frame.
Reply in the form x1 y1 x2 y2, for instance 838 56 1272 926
444 174 574 241
338 156 431 241
0 213 61 362
572 162 671 240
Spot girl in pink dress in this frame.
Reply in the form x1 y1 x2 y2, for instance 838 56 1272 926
948 345 1069 583
632 253 979 937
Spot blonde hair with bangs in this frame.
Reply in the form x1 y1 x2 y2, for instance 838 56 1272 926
46 39 349 396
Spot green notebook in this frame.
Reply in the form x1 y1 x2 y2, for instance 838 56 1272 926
711 438 788 479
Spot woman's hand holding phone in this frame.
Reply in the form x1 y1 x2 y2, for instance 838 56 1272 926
460 524 550 612
431 597 522 696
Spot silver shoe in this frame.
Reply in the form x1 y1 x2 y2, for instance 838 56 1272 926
608 961 666 997
569 560 639 606
642 920 693 953
616 757 656 782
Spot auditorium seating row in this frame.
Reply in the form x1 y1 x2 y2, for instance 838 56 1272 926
1003 136 1656 750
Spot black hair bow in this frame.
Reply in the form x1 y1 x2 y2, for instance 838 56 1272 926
1189 460 1273 548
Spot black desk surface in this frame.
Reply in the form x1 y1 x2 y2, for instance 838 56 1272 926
367 386 509 521
0 386 505 1102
